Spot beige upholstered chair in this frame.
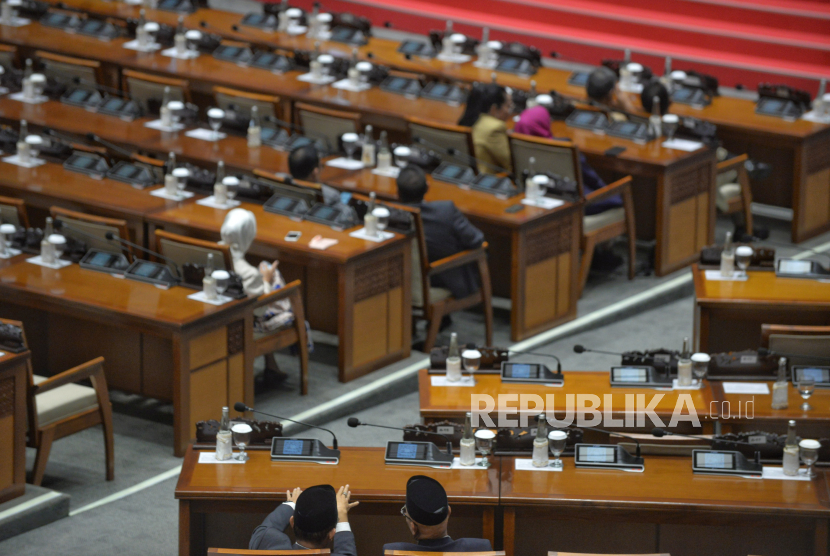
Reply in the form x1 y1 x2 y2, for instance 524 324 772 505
408 116 475 167
0 195 29 228
49 207 134 261
548 553 669 556
761 324 830 367
122 69 190 115
295 102 361 155
716 153 753 235
154 229 232 272
386 552 504 556
508 133 582 191
0 44 16 71
208 549 330 555
36 50 103 87
2 319 115 486
213 85 281 120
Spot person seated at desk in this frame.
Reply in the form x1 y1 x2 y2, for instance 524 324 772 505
514 105 622 216
458 83 514 174
586 66 640 119
384 475 492 553
289 144 356 218
249 484 358 554
397 165 484 300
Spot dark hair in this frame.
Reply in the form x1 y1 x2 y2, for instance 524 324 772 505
641 80 671 116
293 524 333 548
586 67 617 102
288 144 320 181
458 83 506 126
396 164 428 203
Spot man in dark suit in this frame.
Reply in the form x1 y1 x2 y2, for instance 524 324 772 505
249 484 358 554
384 475 492 553
397 165 485 299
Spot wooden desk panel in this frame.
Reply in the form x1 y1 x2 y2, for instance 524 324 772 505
0 257 258 456
0 350 30 504
693 265 830 352
146 200 411 381
175 446 499 556
500 455 830 556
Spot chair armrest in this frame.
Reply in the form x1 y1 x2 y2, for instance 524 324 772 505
255 280 302 308
427 242 489 277
716 153 748 173
585 176 632 205
32 356 106 396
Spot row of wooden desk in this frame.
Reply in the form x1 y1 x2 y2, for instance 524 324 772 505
32 0 830 244
175 445 830 556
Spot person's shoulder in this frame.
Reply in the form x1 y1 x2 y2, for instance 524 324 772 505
455 538 493 550
382 542 418 551
422 200 459 216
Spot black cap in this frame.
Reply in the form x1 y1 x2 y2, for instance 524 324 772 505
405 475 448 526
294 485 338 533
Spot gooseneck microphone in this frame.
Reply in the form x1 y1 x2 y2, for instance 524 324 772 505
508 348 562 373
347 417 453 455
757 348 830 364
652 427 760 464
236 402 338 449
85 133 135 160
573 423 641 459
103 231 182 278
573 344 625 357
265 115 305 134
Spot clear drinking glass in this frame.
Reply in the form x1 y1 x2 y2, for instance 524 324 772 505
231 423 253 461
207 107 225 141
25 135 43 160
372 207 390 231
341 132 359 159
0 223 16 257
462 349 481 382
798 378 816 411
691 353 710 385
356 61 372 86
548 430 567 469
393 145 411 168
735 246 753 278
172 167 190 198
474 429 495 468
222 176 240 202
661 114 679 142
30 73 45 98
167 101 184 127
185 29 202 53
47 234 66 259
317 54 334 77
799 439 820 478
211 269 230 296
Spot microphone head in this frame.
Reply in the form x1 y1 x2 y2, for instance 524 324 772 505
347 417 361 428
85 133 96 142
199 21 209 28
652 427 666 438
757 347 770 357
231 24 240 31
233 401 248 413
404 54 413 61
573 345 585 353
104 232 115 240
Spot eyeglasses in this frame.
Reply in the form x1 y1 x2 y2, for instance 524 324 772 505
400 505 410 521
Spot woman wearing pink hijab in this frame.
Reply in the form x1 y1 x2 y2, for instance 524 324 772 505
514 105 621 215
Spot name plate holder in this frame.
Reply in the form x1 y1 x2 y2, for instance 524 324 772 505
500 362 563 385
692 449 762 476
385 441 454 468
610 365 673 388
270 438 340 464
574 443 644 471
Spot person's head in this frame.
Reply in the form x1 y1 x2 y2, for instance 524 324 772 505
396 164 428 204
288 144 321 182
220 208 257 257
401 475 451 541
586 66 618 104
289 485 339 549
458 83 511 126
514 105 553 139
641 79 671 116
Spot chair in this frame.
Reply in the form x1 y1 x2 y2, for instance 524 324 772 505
49 206 134 260
579 176 636 295
0 195 30 228
122 69 190 115
252 280 310 395
716 153 753 235
36 50 103 87
154 229 232 273
408 116 475 168
213 85 282 120
386 552 504 556
761 324 830 367
0 44 18 71
2 318 114 486
392 201 493 352
208 549 330 555
295 102 361 155
548 553 669 556
508 133 583 192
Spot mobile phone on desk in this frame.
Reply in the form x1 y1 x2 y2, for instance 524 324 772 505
285 231 302 242
505 204 524 213
604 146 626 157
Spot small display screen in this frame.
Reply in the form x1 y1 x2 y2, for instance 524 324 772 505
331 27 357 42
613 367 648 382
499 58 521 70
573 111 599 125
615 122 639 135
88 251 117 267
504 363 540 379
579 446 616 463
673 87 694 101
80 20 104 33
387 77 410 91
43 13 71 26
67 89 93 102
133 262 160 278
72 156 98 169
244 14 265 24
779 259 813 274
261 127 280 141
283 439 304 455
307 204 339 221
388 441 427 460
399 41 428 55
429 83 450 97
757 98 792 115
114 164 141 179
475 175 500 189
697 451 734 469
256 52 277 65
397 443 418 459
101 98 127 111
568 71 589 86
436 165 464 179
271 196 299 211
217 46 242 58
158 0 185 9
796 367 830 383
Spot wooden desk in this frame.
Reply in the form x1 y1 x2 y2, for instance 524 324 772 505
500 455 830 556
324 168 580 341
0 349 30 504
175 446 500 556
0 256 258 456
146 199 411 381
693 264 830 353
418 368 715 433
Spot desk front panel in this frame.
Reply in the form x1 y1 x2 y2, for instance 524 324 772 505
0 351 29 504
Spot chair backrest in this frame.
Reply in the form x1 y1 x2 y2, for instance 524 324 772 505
214 85 280 120
252 169 321 206
548 553 670 556
154 229 232 273
295 102 360 155
0 195 30 228
380 201 430 308
208 549 330 555
36 50 102 87
385 552 505 556
762 324 830 367
408 116 475 167
122 69 189 115
49 206 132 260
0 44 17 71
509 133 583 195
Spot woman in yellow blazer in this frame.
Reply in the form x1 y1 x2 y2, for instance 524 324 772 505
458 84 513 174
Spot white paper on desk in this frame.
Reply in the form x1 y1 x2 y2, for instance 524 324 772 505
325 157 364 170
0 16 30 27
0 247 21 259
704 270 748 281
161 47 200 60
759 466 811 481
436 53 471 63
371 166 400 178
308 236 338 250
8 92 47 104
26 256 72 269
297 72 336 85
672 378 703 391
0 86 8 95
349 228 394 243
662 138 704 152
802 110 830 124
515 458 563 472
149 188 194 200
2 155 46 168
722 382 770 395
332 79 371 92
144 119 185 132
185 128 227 142
122 39 161 52
521 197 564 210
198 452 245 464
451 457 486 469
0 352 5 357
187 291 234 306
430 376 475 387
196 196 241 209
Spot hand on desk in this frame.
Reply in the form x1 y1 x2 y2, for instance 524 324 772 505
286 486 303 504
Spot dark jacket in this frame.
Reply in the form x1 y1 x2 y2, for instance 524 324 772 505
384 536 493 553
417 200 485 299
249 503 357 556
